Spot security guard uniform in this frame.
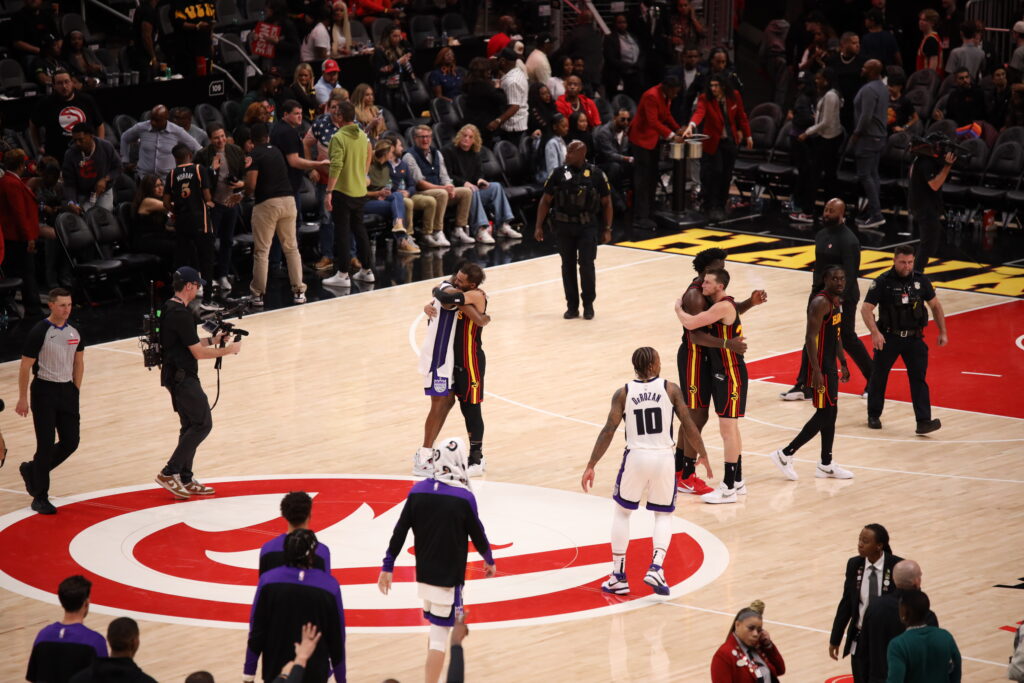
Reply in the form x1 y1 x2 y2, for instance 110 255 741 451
863 267 936 424
542 161 611 316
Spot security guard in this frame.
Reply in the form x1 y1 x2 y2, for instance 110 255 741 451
155 267 241 500
534 140 613 320
860 246 947 434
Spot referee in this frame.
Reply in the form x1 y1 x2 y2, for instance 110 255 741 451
15 288 84 515
155 267 241 500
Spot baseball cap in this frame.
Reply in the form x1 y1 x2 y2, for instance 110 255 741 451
322 59 340 73
174 266 206 287
1014 20 1024 35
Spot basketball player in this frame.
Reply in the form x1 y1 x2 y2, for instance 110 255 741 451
581 347 709 596
771 266 855 480
675 268 748 504
379 437 496 683
676 248 767 496
416 263 490 477
259 491 333 574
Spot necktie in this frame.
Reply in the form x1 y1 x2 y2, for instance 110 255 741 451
867 566 878 607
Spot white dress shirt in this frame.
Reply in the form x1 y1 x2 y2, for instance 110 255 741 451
857 555 885 630
119 120 200 178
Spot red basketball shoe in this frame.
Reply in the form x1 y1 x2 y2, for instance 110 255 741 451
676 473 713 495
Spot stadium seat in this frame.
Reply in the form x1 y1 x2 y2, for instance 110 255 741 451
371 18 391 45
0 58 37 97
379 107 399 134
112 114 137 139
221 100 243 130
757 121 797 205
906 69 939 101
732 115 777 201
410 14 439 49
594 97 612 125
903 88 932 121
441 13 470 39
994 126 1024 149
54 213 124 302
492 139 543 201
196 103 226 132
939 137 989 228
748 102 784 132
967 142 1024 225
432 122 455 146
114 174 137 206
430 97 461 127
85 206 161 275
349 20 370 49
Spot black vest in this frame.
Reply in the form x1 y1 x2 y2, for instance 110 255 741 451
552 163 603 225
411 146 442 185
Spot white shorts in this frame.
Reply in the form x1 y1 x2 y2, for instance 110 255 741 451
612 448 677 513
418 582 463 626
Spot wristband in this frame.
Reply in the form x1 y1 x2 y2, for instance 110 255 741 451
721 338 727 349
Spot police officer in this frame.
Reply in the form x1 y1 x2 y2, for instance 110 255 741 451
860 246 947 434
534 140 613 320
154 267 242 500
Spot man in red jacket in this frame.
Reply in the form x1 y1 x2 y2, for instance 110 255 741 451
0 149 43 316
629 75 686 229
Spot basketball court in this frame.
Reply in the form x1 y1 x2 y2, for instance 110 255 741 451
1 245 1020 682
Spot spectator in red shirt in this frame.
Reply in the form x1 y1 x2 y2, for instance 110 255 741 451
556 75 601 128
0 149 43 316
486 15 517 58
628 75 685 228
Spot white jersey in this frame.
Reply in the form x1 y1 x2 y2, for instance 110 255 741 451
418 285 460 393
623 378 675 451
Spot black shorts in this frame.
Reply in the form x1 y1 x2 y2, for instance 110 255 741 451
453 351 485 405
712 360 748 418
677 341 711 410
810 368 839 409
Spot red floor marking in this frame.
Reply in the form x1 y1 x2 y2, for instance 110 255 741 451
746 300 1024 419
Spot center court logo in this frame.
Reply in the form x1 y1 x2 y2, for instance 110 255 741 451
0 475 728 632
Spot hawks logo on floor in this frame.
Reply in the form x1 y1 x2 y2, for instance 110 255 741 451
0 475 729 632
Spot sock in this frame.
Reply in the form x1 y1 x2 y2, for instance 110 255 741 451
652 512 672 565
735 454 743 483
611 554 626 576
820 405 837 466
652 548 666 568
679 454 697 479
674 447 685 473
723 462 737 488
161 466 175 477
610 505 631 574
782 445 796 456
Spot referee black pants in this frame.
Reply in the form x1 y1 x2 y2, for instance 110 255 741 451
29 379 80 499
164 374 212 482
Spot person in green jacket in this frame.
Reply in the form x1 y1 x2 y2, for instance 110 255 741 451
323 100 373 287
887 590 961 683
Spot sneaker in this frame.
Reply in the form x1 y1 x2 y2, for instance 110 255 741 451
31 498 57 515
433 231 451 247
217 276 232 291
867 416 882 429
250 295 264 308
452 226 474 244
701 483 737 504
676 473 713 495
19 462 36 497
155 473 190 499
398 237 421 254
412 447 437 477
323 271 351 286
475 227 495 244
780 385 810 401
816 463 854 479
643 564 670 596
467 457 486 478
293 291 307 304
496 222 523 238
915 419 941 435
314 257 334 271
788 212 814 223
856 215 886 228
601 572 630 595
734 480 748 495
199 299 223 312
183 479 216 495
771 448 799 480
353 268 375 283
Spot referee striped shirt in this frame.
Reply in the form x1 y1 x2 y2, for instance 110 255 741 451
23 320 85 383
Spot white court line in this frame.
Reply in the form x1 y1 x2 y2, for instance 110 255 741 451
92 347 142 356
0 488 28 496
659 603 1004 667
962 371 1001 377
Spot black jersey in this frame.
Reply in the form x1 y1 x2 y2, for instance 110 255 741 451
810 290 841 372
166 162 211 231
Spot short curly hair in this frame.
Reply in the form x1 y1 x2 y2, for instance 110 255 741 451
692 247 727 274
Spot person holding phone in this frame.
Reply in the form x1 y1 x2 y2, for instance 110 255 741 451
711 602 786 682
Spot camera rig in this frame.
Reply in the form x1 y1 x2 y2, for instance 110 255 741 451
910 132 973 159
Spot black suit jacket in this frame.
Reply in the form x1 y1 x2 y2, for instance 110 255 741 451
860 589 940 683
830 552 904 657
593 122 631 164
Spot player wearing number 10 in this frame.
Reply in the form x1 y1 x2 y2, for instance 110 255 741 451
581 347 709 597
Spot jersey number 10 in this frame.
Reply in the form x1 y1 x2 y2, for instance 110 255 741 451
633 408 663 435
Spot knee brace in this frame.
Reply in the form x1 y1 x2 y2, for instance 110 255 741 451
428 623 450 652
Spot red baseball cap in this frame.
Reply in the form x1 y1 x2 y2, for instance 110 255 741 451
322 59 340 73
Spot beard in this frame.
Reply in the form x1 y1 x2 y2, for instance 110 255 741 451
822 216 841 227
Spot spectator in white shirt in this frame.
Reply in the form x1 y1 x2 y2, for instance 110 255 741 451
496 48 529 145
300 4 331 63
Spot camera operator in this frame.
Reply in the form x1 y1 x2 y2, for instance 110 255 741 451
155 267 241 500
908 138 956 266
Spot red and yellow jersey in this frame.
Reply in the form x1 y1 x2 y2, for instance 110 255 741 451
453 296 486 403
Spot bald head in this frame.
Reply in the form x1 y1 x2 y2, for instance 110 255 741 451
565 140 587 167
823 197 846 224
862 59 883 80
893 560 922 589
150 105 169 130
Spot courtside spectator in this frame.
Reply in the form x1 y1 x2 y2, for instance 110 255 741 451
604 14 644 101
1010 22 1024 84
549 55 573 100
171 107 210 147
300 5 332 64
131 175 175 260
63 123 121 212
26 575 107 683
260 491 332 574
556 76 601 128
29 70 104 162
496 49 530 146
945 20 985 80
0 149 43 317
851 60 888 228
121 105 201 179
194 125 246 292
428 48 462 102
528 83 559 141
258 2 301 76
404 125 475 245
373 23 414 113
287 64 319 121
315 59 343 106
62 31 107 88
353 84 387 142
443 124 521 242
328 2 353 57
364 139 419 252
562 10 605 94
536 113 569 183
68 617 155 683
594 108 635 214
324 100 375 286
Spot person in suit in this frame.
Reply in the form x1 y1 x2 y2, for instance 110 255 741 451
859 559 939 683
711 601 786 682
594 108 634 214
829 523 903 683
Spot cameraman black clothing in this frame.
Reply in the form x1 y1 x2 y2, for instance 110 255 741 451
534 140 613 320
155 267 241 500
16 288 84 516
164 143 217 309
860 247 947 435
908 147 956 265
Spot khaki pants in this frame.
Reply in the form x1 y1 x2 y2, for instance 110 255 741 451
449 186 472 227
250 195 306 296
414 189 446 234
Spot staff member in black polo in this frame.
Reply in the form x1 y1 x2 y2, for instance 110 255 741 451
534 140 613 320
155 267 242 500
15 288 84 515
908 137 956 267
860 246 947 435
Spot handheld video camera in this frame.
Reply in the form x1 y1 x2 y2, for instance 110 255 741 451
911 132 972 160
199 298 253 344
140 281 163 369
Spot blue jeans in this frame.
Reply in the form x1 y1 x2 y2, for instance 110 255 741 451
210 203 240 278
364 192 408 230
315 183 334 256
468 182 514 229
854 136 884 220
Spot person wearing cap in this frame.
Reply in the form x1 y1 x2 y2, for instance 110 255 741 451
1009 21 1024 84
315 58 342 106
155 266 242 500
495 48 529 146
